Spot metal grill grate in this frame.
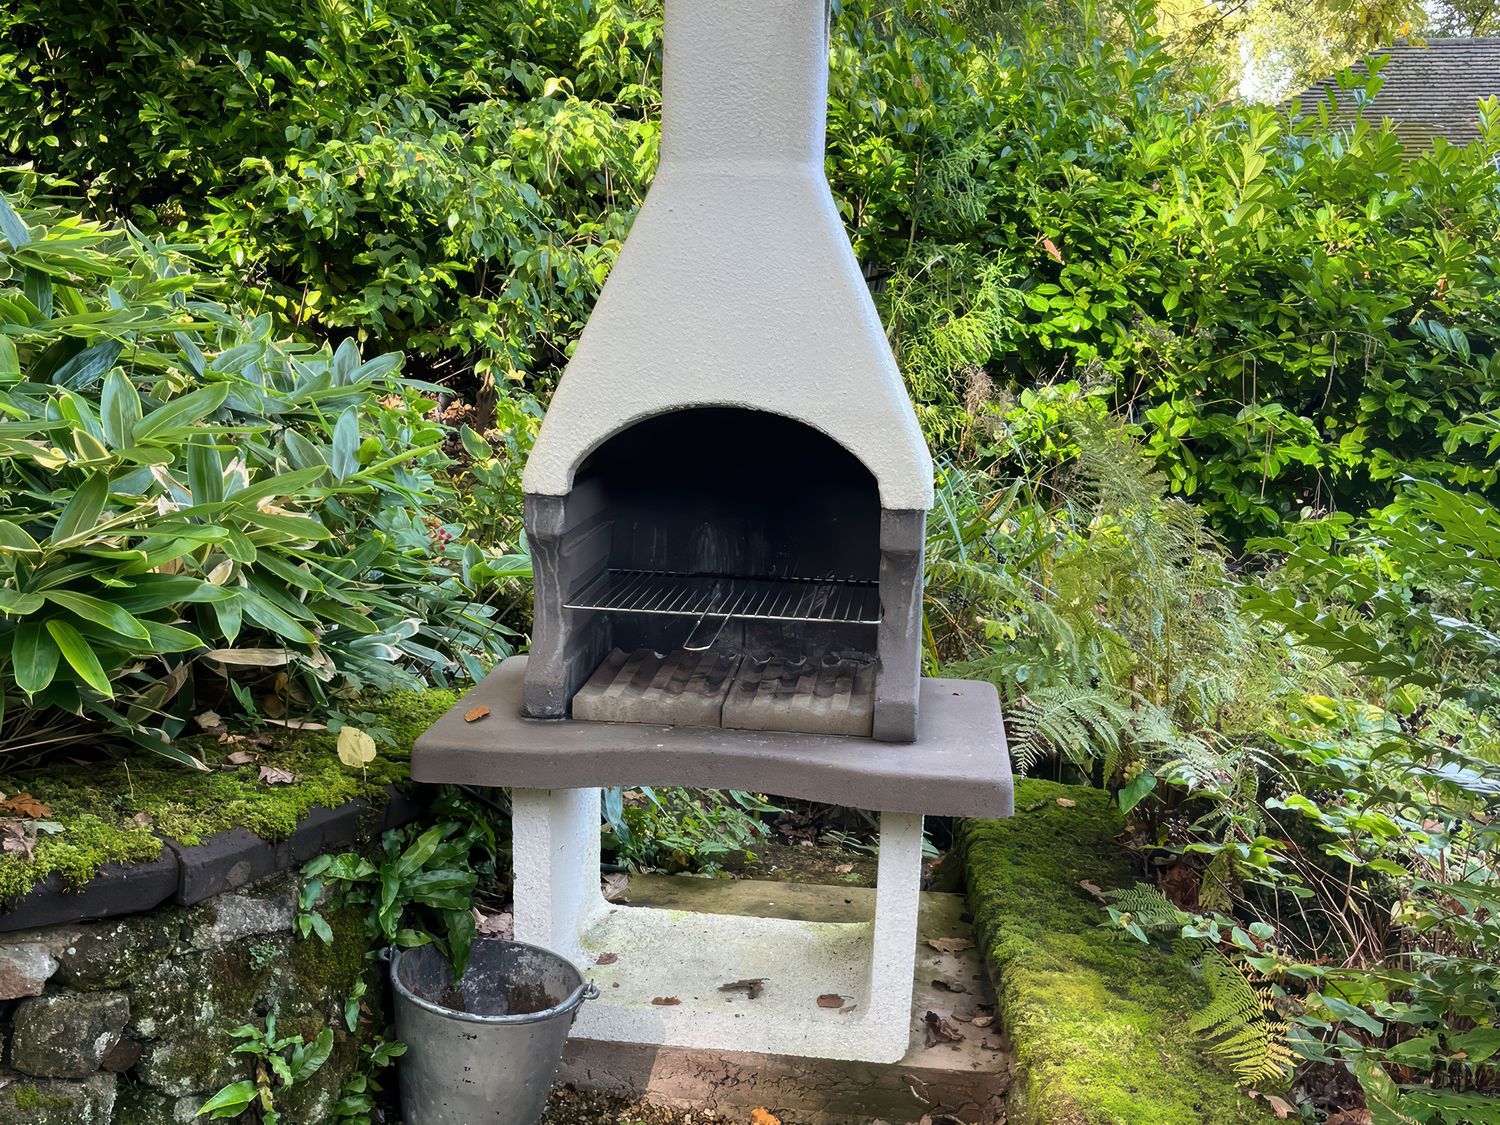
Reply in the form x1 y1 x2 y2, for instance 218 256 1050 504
563 569 881 626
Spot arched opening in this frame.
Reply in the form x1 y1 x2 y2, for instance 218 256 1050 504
576 407 879 588
527 408 885 735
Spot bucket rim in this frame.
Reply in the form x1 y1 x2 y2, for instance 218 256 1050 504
389 938 596 1027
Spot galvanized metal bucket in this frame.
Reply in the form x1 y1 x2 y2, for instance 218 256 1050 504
390 938 598 1125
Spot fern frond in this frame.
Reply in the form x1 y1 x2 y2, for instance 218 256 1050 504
1190 951 1294 1083
1005 683 1133 773
1104 883 1191 931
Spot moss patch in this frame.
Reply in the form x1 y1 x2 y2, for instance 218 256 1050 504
962 779 1278 1125
0 688 456 902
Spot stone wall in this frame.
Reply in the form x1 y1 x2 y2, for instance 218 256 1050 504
0 871 374 1124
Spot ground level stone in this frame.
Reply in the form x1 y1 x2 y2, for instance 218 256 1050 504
0 1072 117 1124
11 990 129 1078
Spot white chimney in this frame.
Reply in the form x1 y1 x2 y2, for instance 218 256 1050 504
522 0 933 512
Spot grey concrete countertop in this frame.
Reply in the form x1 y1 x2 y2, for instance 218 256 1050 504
413 657 1013 818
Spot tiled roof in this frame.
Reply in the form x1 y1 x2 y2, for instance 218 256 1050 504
1291 38 1500 148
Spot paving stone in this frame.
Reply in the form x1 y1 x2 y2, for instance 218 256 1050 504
0 943 58 999
11 991 130 1079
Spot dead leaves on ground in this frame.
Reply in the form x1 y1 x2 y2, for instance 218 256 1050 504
749 1110 781 1125
1249 1091 1298 1119
0 819 35 859
923 1010 965 1047
719 978 767 1000
475 911 513 940
464 706 491 723
258 765 296 786
816 993 845 1009
0 793 51 819
594 952 619 967
651 996 681 1007
926 936 972 954
601 872 630 902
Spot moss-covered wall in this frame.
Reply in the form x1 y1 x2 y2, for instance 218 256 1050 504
962 779 1279 1125
0 688 457 902
0 870 378 1124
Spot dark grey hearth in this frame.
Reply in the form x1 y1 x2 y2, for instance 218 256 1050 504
413 657 1013 818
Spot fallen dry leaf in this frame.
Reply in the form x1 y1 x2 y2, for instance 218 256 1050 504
651 997 681 1006
720 978 767 1000
194 710 223 730
1249 1091 1296 1119
0 819 34 859
1263 1094 1294 1119
971 1014 994 1028
931 979 968 994
923 1010 965 1047
1042 237 1064 264
750 1110 781 1125
464 706 491 723
601 872 630 902
1078 879 1107 901
129 811 154 829
1055 797 1076 808
594 952 619 966
1325 1111 1372 1125
226 749 259 766
0 793 51 819
336 726 378 769
816 993 845 1009
926 937 972 954
258 766 296 786
833 863 853 874
476 911 513 940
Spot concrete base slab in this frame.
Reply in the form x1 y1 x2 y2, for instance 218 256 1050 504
560 877 1010 1124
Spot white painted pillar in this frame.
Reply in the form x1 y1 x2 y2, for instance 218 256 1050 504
510 787 608 964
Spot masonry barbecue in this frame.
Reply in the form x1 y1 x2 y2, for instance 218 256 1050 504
414 0 1012 1068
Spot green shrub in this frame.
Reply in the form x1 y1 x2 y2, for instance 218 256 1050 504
10 0 1496 535
831 1 1500 535
0 0 661 384
0 191 525 763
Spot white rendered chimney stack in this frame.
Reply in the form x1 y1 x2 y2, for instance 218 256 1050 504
659 0 829 168
522 0 933 512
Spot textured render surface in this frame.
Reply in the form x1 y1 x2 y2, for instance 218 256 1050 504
522 0 933 510
559 879 1009 1124
510 787 924 1063
414 657 1013 818
963 780 1280 1125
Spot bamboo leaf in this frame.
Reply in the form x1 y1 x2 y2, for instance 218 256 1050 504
12 619 59 694
46 617 114 696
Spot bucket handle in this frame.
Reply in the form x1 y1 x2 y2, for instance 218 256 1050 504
569 980 601 1007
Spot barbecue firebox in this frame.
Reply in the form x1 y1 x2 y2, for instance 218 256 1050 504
525 407 924 740
413 0 1011 1069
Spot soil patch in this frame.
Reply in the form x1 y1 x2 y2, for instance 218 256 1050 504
741 840 877 886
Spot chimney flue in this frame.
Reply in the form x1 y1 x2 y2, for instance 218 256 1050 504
660 0 831 167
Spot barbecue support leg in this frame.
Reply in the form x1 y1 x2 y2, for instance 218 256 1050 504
511 787 608 964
